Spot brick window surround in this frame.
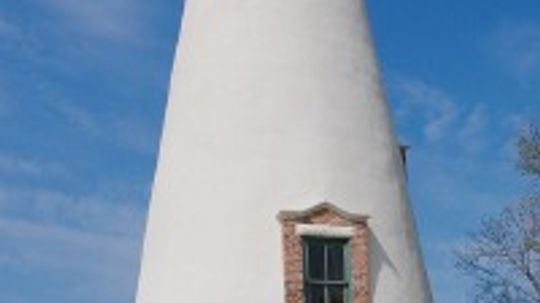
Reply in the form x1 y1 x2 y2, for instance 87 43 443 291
277 202 370 303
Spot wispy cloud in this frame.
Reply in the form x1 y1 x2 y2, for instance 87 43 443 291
51 102 157 154
42 0 146 43
393 78 458 142
458 104 490 153
0 185 147 235
0 218 141 303
489 22 540 85
389 77 522 208
0 2 163 303
0 185 147 302
391 77 501 154
53 102 100 135
390 77 529 302
0 154 70 178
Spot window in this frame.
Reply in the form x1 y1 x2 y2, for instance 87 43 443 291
278 202 369 303
303 238 349 303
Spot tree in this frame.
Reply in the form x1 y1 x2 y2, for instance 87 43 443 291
455 197 540 303
518 126 540 179
455 125 540 303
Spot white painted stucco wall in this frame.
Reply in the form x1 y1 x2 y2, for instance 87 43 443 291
136 0 433 302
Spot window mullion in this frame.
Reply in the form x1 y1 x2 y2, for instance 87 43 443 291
304 241 309 282
324 243 328 303
324 243 328 280
324 285 329 303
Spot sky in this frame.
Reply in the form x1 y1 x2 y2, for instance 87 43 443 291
0 1 539 302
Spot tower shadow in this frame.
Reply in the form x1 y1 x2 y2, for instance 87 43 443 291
369 229 399 298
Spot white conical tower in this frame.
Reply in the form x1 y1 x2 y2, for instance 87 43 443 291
136 0 433 303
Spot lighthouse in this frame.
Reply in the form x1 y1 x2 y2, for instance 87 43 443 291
135 1 433 303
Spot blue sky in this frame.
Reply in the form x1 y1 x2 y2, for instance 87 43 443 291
0 1 538 302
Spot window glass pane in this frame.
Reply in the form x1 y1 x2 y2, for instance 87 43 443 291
307 242 325 280
327 243 344 281
328 286 344 303
306 285 325 303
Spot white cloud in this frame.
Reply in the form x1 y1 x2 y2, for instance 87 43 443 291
0 154 69 177
53 102 100 135
0 186 146 236
0 217 138 270
458 104 489 152
0 185 147 302
489 22 540 84
459 104 488 139
42 0 146 43
51 102 157 154
393 78 458 142
0 217 141 302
